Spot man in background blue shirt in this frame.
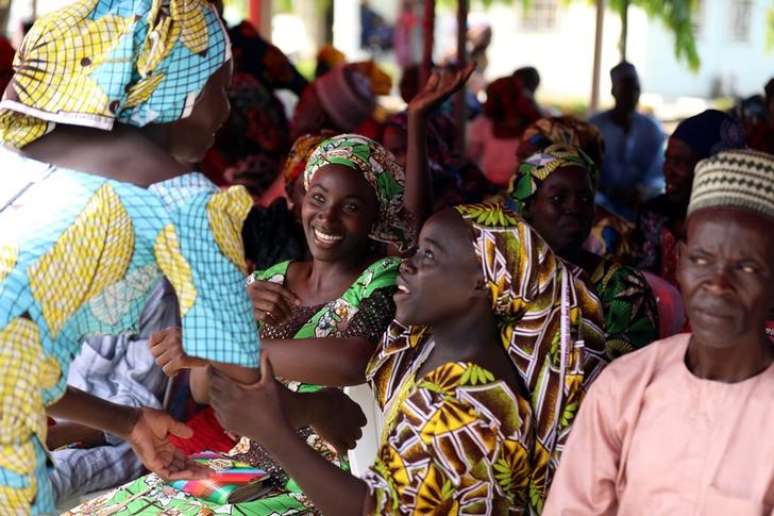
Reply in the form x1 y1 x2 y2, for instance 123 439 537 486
590 62 665 221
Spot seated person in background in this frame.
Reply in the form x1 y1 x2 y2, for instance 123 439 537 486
208 202 607 515
510 144 659 358
544 150 774 516
590 62 665 221
635 109 746 286
515 115 637 262
48 279 178 506
291 64 376 141
467 74 541 187
201 20 306 190
382 110 495 210
743 78 774 155
514 66 540 99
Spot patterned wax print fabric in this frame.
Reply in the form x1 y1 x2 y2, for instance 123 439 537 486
367 203 608 514
590 259 659 359
0 0 231 149
305 134 416 252
508 143 598 213
364 336 535 514
257 258 398 347
519 116 605 168
282 132 334 188
0 149 258 513
85 257 400 516
584 206 637 262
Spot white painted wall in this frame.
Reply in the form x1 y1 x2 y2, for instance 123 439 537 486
420 0 774 105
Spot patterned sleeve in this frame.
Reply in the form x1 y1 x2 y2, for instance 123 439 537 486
364 362 533 515
593 262 659 359
153 177 259 367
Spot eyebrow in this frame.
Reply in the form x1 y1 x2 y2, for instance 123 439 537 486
423 237 446 253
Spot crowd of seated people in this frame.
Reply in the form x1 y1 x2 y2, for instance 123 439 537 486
0 0 773 514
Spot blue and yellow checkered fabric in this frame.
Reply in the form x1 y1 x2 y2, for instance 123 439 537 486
0 149 258 513
0 0 230 148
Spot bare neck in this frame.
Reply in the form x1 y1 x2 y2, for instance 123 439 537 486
20 125 188 187
686 333 774 383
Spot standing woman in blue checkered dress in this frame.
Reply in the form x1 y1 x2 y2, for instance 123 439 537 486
0 0 329 511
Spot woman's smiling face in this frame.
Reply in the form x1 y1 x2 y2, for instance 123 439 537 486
301 164 379 262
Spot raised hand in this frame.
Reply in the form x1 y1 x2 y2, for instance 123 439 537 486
149 327 208 377
125 407 211 481
407 63 476 115
246 278 301 325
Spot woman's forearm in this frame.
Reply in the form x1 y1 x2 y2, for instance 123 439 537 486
405 109 433 230
46 386 139 439
261 337 374 386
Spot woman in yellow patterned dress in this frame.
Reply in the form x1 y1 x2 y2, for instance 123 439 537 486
208 202 607 514
0 0 342 512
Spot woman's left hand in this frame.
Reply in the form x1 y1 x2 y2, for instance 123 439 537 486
208 352 293 447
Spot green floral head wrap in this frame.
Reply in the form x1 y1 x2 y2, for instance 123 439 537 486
509 143 598 212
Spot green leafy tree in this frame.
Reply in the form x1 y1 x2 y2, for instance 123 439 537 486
607 0 700 70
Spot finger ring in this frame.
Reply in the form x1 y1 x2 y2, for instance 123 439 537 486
245 274 256 286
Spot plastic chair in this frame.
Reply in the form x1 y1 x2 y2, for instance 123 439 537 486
344 384 382 478
642 271 686 338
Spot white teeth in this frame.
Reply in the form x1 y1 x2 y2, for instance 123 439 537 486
397 285 410 293
314 228 343 243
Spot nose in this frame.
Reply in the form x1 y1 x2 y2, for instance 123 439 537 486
399 256 417 275
703 265 734 295
317 203 340 225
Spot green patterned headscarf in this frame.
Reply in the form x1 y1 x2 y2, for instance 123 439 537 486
509 143 597 212
0 0 231 149
305 133 415 251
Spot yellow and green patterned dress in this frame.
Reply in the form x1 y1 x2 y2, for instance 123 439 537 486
365 321 535 514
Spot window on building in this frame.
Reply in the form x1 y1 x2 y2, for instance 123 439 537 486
521 0 559 31
730 0 753 42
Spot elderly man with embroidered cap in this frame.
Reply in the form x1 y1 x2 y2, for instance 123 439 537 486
543 150 774 516
590 62 666 221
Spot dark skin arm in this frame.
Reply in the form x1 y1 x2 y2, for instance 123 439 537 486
209 354 370 516
151 329 373 403
404 65 475 232
46 387 209 480
190 337 374 403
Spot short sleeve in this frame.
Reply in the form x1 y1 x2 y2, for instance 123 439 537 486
153 176 259 367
